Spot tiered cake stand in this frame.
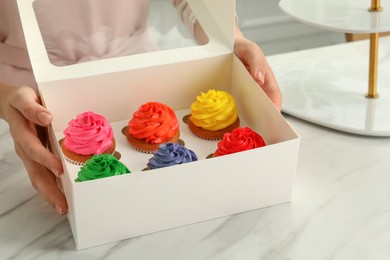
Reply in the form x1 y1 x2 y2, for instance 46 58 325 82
274 0 390 136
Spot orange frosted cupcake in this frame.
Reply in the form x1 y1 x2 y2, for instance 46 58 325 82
126 102 180 153
213 127 266 157
60 111 116 165
188 89 239 140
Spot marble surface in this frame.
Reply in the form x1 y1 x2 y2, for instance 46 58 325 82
2 112 390 259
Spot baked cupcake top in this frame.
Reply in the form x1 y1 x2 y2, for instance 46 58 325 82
190 89 238 131
75 154 130 182
128 102 179 144
147 142 198 170
214 127 266 157
63 111 113 155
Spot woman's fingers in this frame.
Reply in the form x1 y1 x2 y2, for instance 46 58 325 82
235 38 282 111
3 85 67 215
7 86 63 175
249 59 282 110
17 143 68 215
9 110 63 177
9 86 53 126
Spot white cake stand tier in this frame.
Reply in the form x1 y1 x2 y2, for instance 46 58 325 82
275 0 390 136
279 0 390 33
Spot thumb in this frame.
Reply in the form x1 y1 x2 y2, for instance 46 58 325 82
243 50 266 86
252 68 265 86
9 86 53 127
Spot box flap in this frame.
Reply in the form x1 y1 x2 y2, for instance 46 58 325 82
17 0 235 83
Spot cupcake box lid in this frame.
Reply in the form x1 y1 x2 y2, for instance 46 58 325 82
17 0 234 83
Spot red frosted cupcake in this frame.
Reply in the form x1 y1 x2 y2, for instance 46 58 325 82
213 127 266 157
126 102 180 153
60 111 116 165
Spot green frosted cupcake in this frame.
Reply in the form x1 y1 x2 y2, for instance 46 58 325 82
75 154 131 182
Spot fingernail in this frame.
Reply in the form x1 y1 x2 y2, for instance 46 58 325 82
256 70 265 85
55 205 66 215
51 168 62 177
38 112 52 125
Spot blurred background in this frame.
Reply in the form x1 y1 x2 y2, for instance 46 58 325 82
235 0 346 55
149 0 347 55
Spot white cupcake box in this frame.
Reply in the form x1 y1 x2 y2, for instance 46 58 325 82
17 0 300 250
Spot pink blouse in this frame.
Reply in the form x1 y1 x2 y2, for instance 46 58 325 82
0 0 36 87
0 0 195 89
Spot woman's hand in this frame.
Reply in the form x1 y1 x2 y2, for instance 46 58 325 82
234 28 282 111
1 84 68 215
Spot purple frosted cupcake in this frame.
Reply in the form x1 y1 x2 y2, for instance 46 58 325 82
147 142 198 170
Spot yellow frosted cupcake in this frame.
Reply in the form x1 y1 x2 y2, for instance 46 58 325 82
188 89 240 140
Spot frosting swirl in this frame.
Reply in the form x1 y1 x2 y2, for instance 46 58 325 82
214 127 266 156
190 89 238 131
128 102 179 144
147 142 198 169
75 154 131 182
63 111 113 155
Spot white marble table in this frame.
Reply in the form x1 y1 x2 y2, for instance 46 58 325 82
2 110 390 259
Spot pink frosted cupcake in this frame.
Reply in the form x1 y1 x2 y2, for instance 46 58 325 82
60 111 116 165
